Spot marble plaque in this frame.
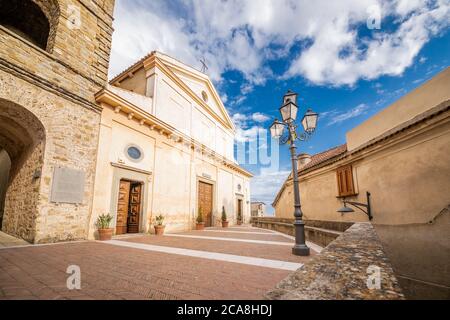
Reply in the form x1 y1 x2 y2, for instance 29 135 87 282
50 167 85 204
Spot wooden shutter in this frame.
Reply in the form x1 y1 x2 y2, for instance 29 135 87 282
336 165 356 197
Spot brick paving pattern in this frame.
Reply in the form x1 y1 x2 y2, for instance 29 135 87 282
121 235 313 263
0 227 316 300
177 230 293 242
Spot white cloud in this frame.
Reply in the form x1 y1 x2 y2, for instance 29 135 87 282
109 0 450 86
220 94 228 104
286 1 450 86
232 111 270 143
235 125 264 143
419 56 428 64
240 83 254 95
327 104 370 125
231 113 249 128
251 112 271 123
232 112 270 127
250 169 291 212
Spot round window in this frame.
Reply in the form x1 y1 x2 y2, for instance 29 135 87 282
201 91 208 103
126 146 143 161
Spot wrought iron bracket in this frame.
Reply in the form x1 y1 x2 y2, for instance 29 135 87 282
342 191 373 220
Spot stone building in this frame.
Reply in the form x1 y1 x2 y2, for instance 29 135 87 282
90 51 252 238
0 0 115 243
251 202 266 217
272 67 450 299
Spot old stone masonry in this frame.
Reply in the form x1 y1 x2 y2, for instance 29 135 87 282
0 0 115 243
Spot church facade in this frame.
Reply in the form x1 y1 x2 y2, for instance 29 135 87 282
0 1 251 243
90 52 252 238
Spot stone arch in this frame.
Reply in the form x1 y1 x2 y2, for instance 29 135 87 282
0 0 60 52
0 98 46 242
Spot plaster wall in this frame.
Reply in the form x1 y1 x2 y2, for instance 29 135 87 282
90 105 251 238
347 67 450 151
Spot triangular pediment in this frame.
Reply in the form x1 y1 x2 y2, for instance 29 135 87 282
156 55 235 131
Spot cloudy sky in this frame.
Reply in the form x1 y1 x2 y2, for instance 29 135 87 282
108 0 450 214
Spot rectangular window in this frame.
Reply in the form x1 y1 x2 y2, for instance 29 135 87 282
336 165 356 197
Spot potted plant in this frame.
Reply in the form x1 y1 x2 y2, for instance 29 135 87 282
97 213 114 241
154 214 165 236
196 205 205 230
221 206 229 228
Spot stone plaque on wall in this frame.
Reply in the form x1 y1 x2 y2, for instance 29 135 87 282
50 167 85 204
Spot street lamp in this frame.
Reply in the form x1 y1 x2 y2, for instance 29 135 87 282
270 90 319 256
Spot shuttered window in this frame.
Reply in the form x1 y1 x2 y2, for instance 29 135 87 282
336 165 356 197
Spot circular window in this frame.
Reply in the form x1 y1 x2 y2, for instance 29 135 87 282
125 145 143 162
201 91 208 103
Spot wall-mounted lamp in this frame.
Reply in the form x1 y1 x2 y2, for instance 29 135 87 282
337 191 373 220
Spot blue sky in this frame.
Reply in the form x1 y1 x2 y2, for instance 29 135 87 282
108 0 450 214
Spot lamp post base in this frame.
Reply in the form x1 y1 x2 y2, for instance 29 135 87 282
292 244 310 256
292 219 310 256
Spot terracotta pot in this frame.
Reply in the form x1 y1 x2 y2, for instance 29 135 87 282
222 221 229 228
154 225 165 236
98 228 113 241
196 222 205 230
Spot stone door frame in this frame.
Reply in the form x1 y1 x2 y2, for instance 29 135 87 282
196 176 217 227
109 164 151 234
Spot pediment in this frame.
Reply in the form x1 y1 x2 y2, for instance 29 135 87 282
159 59 235 131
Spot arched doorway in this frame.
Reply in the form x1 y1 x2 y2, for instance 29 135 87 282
0 99 46 242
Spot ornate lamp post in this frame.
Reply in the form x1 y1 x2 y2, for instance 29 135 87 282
270 90 318 256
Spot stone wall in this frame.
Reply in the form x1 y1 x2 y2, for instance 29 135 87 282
252 217 353 247
0 70 102 243
0 150 11 227
266 223 405 300
0 0 115 243
0 0 115 106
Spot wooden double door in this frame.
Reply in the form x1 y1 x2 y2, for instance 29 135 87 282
198 181 213 227
116 180 142 235
237 198 243 221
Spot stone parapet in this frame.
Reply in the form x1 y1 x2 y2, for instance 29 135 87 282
266 223 405 300
251 217 353 247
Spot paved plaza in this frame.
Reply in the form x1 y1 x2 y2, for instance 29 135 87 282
0 227 320 300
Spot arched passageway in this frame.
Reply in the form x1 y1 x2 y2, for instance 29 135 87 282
0 99 46 242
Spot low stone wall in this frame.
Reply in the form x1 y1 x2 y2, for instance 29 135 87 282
266 223 405 300
251 217 353 247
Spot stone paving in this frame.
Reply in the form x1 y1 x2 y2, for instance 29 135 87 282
0 231 29 248
0 226 319 300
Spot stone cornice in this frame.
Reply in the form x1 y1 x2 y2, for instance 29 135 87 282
95 88 253 178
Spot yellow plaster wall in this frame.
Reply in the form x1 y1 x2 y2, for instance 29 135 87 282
347 67 450 151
